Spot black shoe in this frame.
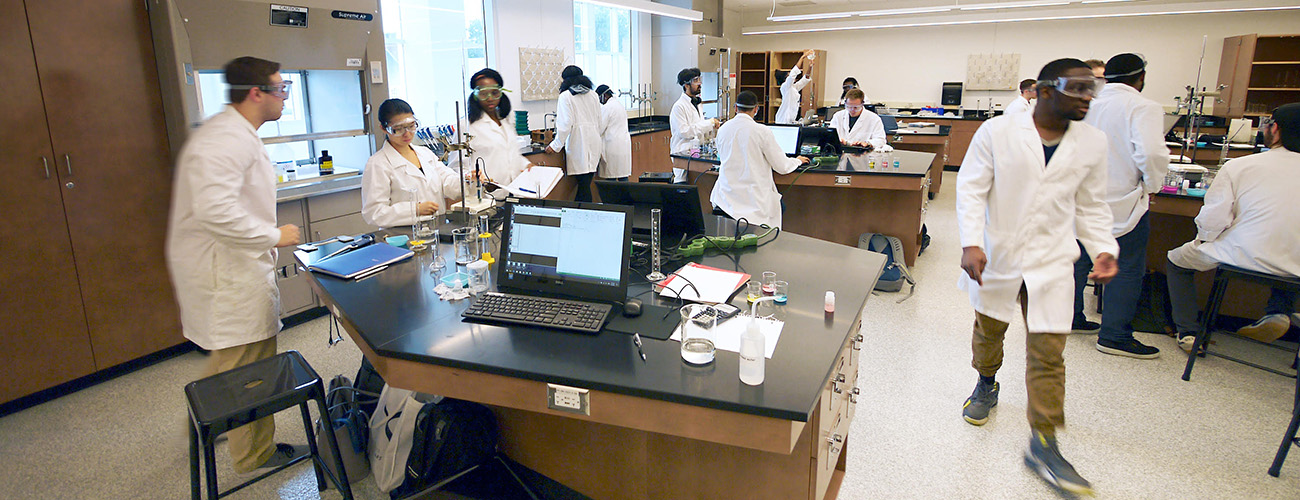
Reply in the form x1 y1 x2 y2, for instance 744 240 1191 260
1095 338 1160 359
962 379 999 426
1025 431 1094 496
1071 320 1100 334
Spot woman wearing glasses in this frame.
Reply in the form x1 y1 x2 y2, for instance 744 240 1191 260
449 68 534 199
361 98 462 228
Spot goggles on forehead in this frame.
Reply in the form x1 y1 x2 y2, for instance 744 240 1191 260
1103 53 1148 79
473 85 511 100
1038 76 1105 99
385 117 420 135
231 81 292 98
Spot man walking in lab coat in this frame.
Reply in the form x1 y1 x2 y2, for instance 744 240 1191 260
669 68 719 183
596 84 633 181
1080 53 1170 359
957 59 1118 495
166 57 306 474
711 91 809 228
1168 103 1300 350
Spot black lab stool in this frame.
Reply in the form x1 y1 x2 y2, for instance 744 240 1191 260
1272 350 1300 477
1182 264 1300 380
185 350 353 499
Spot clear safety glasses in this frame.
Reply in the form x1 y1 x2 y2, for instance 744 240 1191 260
386 117 420 135
231 81 292 99
1038 76 1105 99
1260 116 1275 129
473 86 511 100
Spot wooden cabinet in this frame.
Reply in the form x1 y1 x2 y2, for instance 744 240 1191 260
1 0 181 403
735 50 827 124
630 130 672 178
274 188 378 318
737 52 771 123
1215 34 1300 118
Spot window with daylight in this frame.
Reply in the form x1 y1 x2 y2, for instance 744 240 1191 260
574 1 635 109
382 0 488 127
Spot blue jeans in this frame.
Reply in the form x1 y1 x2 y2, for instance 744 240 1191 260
1073 213 1151 342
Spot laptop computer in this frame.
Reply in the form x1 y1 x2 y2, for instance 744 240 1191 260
766 124 801 157
593 180 706 245
797 126 842 156
461 199 634 333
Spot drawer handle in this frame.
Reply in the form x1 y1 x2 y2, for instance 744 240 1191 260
835 374 846 383
42 157 51 179
827 434 843 454
853 334 863 350
849 393 858 404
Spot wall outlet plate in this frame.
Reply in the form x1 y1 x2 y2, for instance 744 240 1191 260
547 383 590 415
834 175 851 185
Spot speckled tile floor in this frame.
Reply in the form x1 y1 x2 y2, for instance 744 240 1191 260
0 172 1296 499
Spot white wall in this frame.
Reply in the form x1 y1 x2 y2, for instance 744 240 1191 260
731 10 1300 111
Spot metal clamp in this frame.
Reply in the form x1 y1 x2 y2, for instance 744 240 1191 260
853 334 863 350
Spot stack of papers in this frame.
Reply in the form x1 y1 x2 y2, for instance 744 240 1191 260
504 166 564 198
657 262 750 304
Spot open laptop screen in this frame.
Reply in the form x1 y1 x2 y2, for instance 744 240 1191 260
497 200 632 302
767 124 801 156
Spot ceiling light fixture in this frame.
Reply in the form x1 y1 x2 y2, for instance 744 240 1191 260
858 7 955 17
959 0 1074 11
581 0 703 22
1080 0 1136 3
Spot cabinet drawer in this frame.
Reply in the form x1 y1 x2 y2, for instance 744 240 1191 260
309 212 377 244
276 200 306 268
276 266 316 316
307 188 363 222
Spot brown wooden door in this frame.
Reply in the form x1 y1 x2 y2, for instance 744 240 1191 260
27 0 183 369
0 0 98 402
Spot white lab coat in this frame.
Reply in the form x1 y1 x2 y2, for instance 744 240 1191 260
548 89 603 176
956 113 1119 333
829 109 887 151
1004 95 1034 117
1168 147 1300 276
775 66 811 124
670 92 716 182
1083 83 1171 237
711 113 803 228
598 99 633 179
362 140 462 228
166 106 282 350
448 113 532 196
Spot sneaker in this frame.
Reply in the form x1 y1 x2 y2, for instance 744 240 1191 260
962 379 999 426
1236 314 1290 343
1025 431 1095 496
1177 333 1207 354
1071 320 1101 334
237 443 310 477
1095 338 1160 359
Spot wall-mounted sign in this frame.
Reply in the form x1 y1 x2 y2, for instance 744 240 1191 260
332 10 373 21
270 4 308 28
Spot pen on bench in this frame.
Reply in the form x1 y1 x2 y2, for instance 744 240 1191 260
633 333 647 361
518 187 537 194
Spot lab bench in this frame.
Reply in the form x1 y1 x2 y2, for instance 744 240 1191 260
274 169 376 318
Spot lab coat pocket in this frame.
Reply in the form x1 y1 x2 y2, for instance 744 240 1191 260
209 247 278 343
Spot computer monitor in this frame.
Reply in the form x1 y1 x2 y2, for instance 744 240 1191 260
797 126 841 156
496 199 633 303
766 124 801 156
593 180 706 245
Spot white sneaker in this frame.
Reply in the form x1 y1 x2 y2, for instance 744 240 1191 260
1236 314 1290 343
1178 334 1198 353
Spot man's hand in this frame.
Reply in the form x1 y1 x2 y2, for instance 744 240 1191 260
961 246 987 286
276 224 301 248
1089 253 1118 284
796 156 811 165
416 201 439 216
710 118 721 129
544 145 557 154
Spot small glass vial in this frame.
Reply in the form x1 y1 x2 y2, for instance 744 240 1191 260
467 259 490 293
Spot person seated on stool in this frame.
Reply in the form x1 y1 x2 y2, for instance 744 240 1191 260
829 88 886 152
1166 103 1300 351
362 98 463 228
710 90 809 228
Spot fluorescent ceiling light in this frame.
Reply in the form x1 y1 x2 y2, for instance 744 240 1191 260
767 12 855 21
769 6 953 21
744 5 1300 35
859 7 954 17
960 1 1074 11
580 0 703 22
1081 0 1135 3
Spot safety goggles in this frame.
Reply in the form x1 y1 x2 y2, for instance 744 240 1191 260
842 84 857 91
231 81 293 99
473 86 511 100
845 103 865 112
1260 116 1276 129
385 117 420 135
1038 76 1105 99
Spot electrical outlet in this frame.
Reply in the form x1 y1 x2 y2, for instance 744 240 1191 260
547 383 590 415
834 175 851 185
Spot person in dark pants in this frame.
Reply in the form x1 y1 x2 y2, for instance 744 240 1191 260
1077 53 1170 358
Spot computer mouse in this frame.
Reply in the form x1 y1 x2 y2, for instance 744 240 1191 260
622 298 643 317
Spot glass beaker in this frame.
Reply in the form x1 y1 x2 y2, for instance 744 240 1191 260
761 271 777 295
746 281 763 303
452 227 478 265
427 229 445 273
408 186 435 240
679 304 717 365
467 259 490 293
773 280 789 304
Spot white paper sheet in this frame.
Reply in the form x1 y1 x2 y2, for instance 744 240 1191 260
670 316 783 359
658 262 749 304
504 166 563 198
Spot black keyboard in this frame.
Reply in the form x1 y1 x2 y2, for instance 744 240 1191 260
462 292 612 334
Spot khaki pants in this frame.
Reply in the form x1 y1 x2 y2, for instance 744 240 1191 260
970 287 1067 436
202 337 278 473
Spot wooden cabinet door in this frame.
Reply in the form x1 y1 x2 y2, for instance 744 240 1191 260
650 131 672 172
27 0 183 369
0 0 97 402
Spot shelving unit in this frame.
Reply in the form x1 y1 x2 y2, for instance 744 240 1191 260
1215 34 1300 118
737 51 770 122
768 50 826 124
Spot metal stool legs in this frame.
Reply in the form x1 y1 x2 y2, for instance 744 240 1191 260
1271 363 1300 477
1182 269 1233 381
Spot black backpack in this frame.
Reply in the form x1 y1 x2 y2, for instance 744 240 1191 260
390 398 499 499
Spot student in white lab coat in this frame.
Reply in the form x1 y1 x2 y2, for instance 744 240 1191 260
450 68 534 200
829 89 886 151
1077 53 1171 358
595 84 633 181
166 56 305 474
545 65 603 202
956 59 1117 496
669 68 720 182
773 50 815 124
361 99 462 228
710 91 809 228
1004 78 1037 117
1168 103 1300 350
837 77 864 107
